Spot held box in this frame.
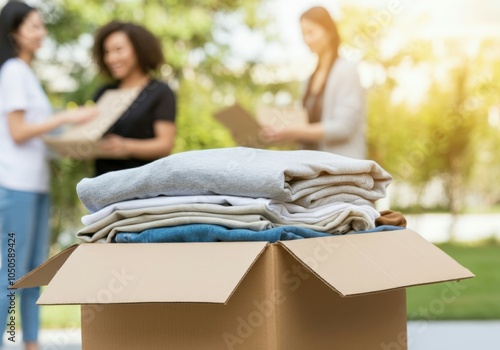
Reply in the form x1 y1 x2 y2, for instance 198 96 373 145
13 229 473 350
43 88 140 160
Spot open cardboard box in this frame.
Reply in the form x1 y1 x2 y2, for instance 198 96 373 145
214 104 307 148
43 88 140 160
13 229 473 349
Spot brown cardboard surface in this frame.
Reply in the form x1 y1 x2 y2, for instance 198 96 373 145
11 245 78 289
214 104 264 148
43 88 140 159
37 242 268 305
214 103 308 148
275 244 407 350
80 244 408 349
81 245 276 350
12 229 475 349
256 105 308 129
279 229 474 297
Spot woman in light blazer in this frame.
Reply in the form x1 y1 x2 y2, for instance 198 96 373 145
263 6 366 159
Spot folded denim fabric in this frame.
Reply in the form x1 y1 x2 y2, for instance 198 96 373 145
349 225 406 234
113 224 331 243
77 203 375 243
77 147 392 213
113 224 405 244
81 194 380 227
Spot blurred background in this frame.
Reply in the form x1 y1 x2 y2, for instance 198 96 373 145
1 0 499 347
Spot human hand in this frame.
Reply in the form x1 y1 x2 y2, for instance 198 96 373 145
261 126 295 144
99 134 130 158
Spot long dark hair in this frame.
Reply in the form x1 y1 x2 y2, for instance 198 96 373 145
92 21 164 79
0 1 36 70
300 6 341 55
301 6 341 123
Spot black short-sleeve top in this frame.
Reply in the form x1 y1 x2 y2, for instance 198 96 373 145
93 79 176 176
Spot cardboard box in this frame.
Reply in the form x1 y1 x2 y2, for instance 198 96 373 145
13 229 473 349
214 104 307 148
43 88 140 160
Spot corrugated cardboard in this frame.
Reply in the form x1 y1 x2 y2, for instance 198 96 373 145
13 229 474 349
255 105 307 129
40 242 267 305
280 229 472 296
214 104 263 148
43 88 140 159
214 103 307 148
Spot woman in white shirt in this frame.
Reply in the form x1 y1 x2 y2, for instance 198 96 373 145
263 6 366 159
0 2 96 350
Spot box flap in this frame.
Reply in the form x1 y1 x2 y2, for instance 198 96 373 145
11 244 79 289
279 229 474 297
37 242 268 305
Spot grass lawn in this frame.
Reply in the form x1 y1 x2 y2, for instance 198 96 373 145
41 305 80 328
38 240 500 328
407 240 500 320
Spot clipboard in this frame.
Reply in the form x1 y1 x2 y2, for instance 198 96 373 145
214 104 266 148
214 103 308 148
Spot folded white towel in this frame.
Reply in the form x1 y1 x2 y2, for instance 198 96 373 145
82 195 380 226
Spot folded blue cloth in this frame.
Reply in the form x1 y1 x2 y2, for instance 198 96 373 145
113 224 405 243
114 224 329 243
353 225 405 234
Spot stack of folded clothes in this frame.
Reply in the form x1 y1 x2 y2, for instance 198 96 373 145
76 147 406 243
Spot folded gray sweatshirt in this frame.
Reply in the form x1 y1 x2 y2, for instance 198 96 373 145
77 147 392 213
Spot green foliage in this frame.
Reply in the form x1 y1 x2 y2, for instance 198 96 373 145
40 0 269 77
366 86 416 180
173 77 236 151
339 8 500 215
49 159 93 245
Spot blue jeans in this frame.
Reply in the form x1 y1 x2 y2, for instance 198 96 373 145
114 224 406 244
115 224 331 243
0 186 50 346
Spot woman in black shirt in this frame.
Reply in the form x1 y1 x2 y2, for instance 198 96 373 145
92 21 176 176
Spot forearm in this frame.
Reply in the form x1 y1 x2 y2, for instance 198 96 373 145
9 108 98 144
289 123 325 142
9 112 69 144
123 138 174 160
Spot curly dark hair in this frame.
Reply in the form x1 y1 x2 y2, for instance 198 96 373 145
92 21 164 79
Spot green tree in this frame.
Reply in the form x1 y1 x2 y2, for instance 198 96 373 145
339 6 500 237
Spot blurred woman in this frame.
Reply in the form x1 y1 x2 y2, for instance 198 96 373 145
263 6 366 159
0 2 97 350
92 21 176 176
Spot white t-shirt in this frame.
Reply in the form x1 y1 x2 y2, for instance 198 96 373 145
0 58 52 193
